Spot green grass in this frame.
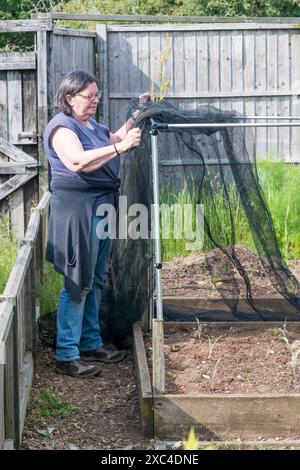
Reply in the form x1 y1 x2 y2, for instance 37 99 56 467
37 260 63 316
34 389 73 420
161 158 300 262
0 216 19 294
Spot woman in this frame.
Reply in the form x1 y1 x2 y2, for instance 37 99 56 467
44 70 142 378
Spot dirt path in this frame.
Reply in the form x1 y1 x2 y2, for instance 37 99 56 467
22 344 152 450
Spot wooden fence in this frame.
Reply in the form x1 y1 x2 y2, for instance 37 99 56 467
0 191 50 450
1 14 300 448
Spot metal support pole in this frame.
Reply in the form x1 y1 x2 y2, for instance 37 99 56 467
162 122 300 129
150 129 163 321
150 122 165 394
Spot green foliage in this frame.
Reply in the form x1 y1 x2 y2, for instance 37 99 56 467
2 0 300 49
0 0 62 51
0 216 18 294
59 0 300 19
37 260 64 315
34 388 73 419
161 158 300 262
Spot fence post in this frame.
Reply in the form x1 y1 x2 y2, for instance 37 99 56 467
96 24 110 127
36 14 52 199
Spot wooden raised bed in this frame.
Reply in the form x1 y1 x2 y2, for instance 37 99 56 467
133 319 300 442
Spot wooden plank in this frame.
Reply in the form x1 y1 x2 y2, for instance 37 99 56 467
0 162 35 174
266 32 278 157
0 173 37 201
255 31 267 158
7 71 23 145
183 32 197 95
22 70 38 151
36 31 49 197
0 53 36 71
97 24 109 126
19 352 33 441
291 32 300 162
231 31 244 115
4 310 20 448
24 210 40 244
0 361 3 449
149 33 161 97
152 319 165 395
0 137 36 163
10 188 25 241
277 31 291 160
132 322 153 437
130 33 140 94
34 190 51 213
17 281 26 368
109 90 300 98
3 244 32 299
107 24 300 32
0 71 9 212
0 72 8 141
196 31 208 94
0 18 52 32
51 13 300 25
173 32 185 95
162 296 300 321
0 301 14 344
138 32 151 93
108 32 121 94
53 28 97 38
154 394 300 440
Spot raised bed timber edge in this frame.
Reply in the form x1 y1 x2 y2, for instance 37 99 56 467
132 320 300 442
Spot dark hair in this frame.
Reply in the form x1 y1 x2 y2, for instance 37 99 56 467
56 70 100 115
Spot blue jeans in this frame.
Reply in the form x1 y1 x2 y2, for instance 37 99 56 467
56 214 111 362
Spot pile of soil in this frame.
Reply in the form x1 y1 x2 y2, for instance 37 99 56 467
162 246 300 298
145 323 300 396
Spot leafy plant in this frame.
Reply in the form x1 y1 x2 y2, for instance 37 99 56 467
34 388 73 419
202 356 222 391
279 318 300 382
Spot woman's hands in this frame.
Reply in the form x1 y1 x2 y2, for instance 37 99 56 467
118 127 142 153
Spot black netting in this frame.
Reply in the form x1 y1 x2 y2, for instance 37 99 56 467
102 100 300 344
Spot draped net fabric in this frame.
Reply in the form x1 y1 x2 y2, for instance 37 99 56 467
102 100 300 344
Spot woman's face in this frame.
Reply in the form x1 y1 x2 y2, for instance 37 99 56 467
66 82 101 120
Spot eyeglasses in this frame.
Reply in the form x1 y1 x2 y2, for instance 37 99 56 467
75 91 102 101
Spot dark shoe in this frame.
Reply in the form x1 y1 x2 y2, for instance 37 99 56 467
55 359 102 378
80 346 127 363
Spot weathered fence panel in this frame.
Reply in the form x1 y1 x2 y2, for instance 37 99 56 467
48 28 97 118
98 23 300 190
0 53 39 236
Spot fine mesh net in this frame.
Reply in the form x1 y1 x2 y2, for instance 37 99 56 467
102 99 300 344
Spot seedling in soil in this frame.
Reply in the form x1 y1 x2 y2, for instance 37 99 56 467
202 356 222 391
208 334 226 359
192 320 207 341
279 319 300 382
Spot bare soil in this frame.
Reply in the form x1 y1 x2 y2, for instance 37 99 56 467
145 323 300 396
162 246 300 298
21 344 152 450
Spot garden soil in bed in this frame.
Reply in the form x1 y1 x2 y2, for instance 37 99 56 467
145 323 300 395
162 245 300 298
